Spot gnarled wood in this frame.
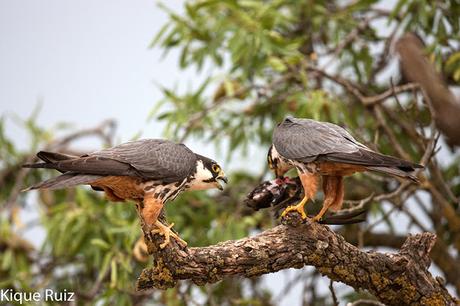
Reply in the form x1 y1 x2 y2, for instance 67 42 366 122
136 213 457 305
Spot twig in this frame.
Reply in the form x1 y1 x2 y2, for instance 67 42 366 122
363 83 420 106
306 65 421 107
329 280 339 306
307 66 366 101
363 186 416 234
274 270 305 302
348 299 385 306
321 16 373 69
373 105 411 160
179 74 292 142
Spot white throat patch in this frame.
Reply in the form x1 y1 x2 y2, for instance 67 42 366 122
189 160 216 190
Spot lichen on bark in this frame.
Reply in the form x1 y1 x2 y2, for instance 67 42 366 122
136 213 458 305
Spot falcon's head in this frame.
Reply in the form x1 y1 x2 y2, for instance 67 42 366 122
189 155 228 191
267 145 293 178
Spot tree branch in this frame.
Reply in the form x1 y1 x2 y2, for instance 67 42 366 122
396 32 460 147
137 214 457 305
343 231 460 295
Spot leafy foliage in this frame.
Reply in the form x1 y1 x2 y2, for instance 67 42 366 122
1 0 459 305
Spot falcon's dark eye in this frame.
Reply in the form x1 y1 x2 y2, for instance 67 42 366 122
212 164 220 173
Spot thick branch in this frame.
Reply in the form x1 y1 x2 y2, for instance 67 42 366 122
343 231 460 295
137 215 457 305
396 32 460 147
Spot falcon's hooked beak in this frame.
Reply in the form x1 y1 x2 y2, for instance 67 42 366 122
215 170 228 191
193 158 228 191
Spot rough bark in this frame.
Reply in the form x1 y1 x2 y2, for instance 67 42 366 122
137 214 457 306
343 231 460 295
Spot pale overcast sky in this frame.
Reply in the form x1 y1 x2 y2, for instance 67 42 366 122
0 0 197 147
0 1 306 305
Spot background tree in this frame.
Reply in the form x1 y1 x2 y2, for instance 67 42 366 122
1 0 459 305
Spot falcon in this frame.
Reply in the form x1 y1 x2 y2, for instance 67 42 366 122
267 117 423 221
23 139 227 248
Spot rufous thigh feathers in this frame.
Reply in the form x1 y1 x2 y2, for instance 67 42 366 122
142 193 164 226
100 186 125 202
329 176 344 212
299 172 319 199
321 175 345 212
311 176 337 220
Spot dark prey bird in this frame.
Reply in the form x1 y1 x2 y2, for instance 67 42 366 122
23 139 228 248
244 177 367 225
267 117 423 221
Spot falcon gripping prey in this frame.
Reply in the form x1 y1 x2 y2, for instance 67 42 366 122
23 139 228 248
267 117 423 221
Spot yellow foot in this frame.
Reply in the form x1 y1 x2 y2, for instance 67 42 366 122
281 198 308 219
133 237 149 262
151 221 188 249
311 205 329 222
311 215 322 222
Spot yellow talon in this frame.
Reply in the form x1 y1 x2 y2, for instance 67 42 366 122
311 215 322 222
281 196 309 219
133 237 149 262
151 221 188 249
310 200 329 222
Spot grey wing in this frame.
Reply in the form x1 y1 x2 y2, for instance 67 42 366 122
273 117 423 175
273 117 360 162
322 122 369 149
23 151 140 176
23 173 103 191
89 139 197 182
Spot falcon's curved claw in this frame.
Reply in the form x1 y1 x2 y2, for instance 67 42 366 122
151 221 188 249
311 214 323 222
281 196 308 219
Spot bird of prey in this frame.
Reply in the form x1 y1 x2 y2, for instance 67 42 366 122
23 139 227 248
267 117 423 221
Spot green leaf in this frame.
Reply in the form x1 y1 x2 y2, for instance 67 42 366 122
91 238 111 250
267 56 287 72
110 258 118 288
1 249 12 270
97 251 113 283
446 52 460 67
